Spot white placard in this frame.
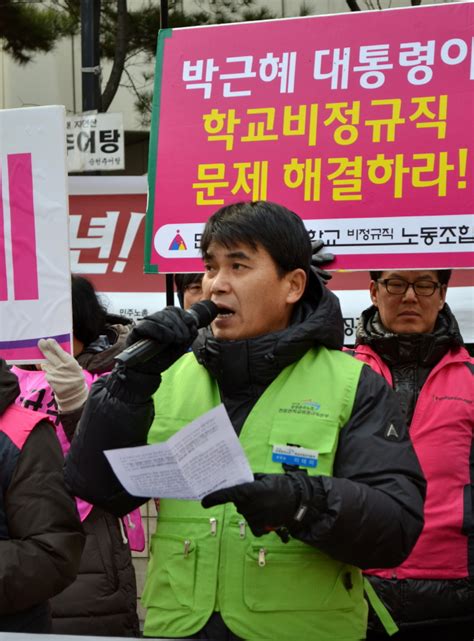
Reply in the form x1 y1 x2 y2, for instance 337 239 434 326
0 105 72 363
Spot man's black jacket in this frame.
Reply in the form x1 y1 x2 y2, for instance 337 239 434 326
65 272 426 570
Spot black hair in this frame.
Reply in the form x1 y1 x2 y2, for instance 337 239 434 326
200 201 311 277
71 275 108 346
174 273 203 308
174 273 203 294
369 269 452 286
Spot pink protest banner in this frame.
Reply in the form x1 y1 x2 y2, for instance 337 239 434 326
0 168 6 302
0 106 72 363
145 2 473 273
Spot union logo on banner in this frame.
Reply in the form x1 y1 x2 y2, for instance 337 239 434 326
168 230 187 251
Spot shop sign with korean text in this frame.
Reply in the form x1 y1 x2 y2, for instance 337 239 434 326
145 2 473 273
0 106 72 363
66 112 124 172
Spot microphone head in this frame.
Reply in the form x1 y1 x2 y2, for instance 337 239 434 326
187 300 219 328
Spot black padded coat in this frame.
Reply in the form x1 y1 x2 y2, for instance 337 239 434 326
0 361 84 633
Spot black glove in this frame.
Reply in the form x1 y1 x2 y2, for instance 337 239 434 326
202 472 323 540
311 240 334 284
125 306 199 374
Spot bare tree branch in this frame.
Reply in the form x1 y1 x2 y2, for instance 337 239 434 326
346 0 361 10
122 66 153 127
101 0 128 111
122 66 146 101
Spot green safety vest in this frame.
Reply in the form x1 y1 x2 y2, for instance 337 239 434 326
142 346 368 641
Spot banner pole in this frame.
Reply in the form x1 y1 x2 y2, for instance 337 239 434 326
159 0 174 306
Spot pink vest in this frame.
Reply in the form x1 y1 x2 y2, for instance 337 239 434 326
0 403 51 448
12 367 145 552
354 345 473 580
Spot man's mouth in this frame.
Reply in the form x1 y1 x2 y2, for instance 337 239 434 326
215 305 235 318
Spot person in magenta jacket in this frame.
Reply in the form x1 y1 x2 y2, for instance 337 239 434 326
352 269 473 641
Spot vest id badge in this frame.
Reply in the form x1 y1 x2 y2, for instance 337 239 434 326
272 444 319 468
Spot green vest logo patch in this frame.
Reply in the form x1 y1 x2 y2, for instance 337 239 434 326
278 399 329 418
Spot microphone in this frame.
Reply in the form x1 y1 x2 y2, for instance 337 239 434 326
115 300 218 368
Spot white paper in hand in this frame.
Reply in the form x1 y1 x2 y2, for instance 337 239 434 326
104 404 253 499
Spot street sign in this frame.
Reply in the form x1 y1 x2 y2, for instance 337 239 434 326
66 112 125 172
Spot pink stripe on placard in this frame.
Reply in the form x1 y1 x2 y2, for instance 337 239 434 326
8 154 39 300
0 167 7 301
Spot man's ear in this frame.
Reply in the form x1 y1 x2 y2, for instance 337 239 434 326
286 268 307 304
439 284 448 309
369 280 378 306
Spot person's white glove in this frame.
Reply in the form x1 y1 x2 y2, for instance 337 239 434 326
38 338 89 412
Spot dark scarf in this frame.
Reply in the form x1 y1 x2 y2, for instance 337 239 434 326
355 304 463 423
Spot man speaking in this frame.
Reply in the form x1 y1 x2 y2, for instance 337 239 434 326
65 201 425 641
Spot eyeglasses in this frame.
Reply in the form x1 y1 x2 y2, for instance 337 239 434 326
376 278 442 297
